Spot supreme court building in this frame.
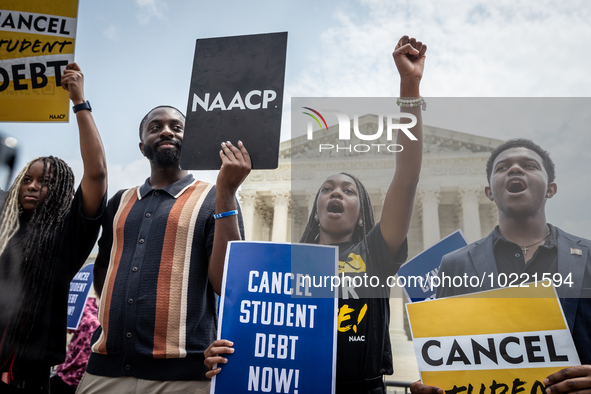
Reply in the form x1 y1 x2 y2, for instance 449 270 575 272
238 115 504 382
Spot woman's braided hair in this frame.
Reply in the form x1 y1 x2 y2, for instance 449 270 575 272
0 156 75 365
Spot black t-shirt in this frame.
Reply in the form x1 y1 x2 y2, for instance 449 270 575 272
334 223 408 382
0 186 105 368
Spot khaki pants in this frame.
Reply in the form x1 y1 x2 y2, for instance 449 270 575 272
76 372 210 394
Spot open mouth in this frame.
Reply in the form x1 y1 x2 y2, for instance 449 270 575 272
327 200 344 214
506 179 527 193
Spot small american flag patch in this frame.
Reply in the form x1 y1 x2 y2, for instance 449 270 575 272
571 248 583 256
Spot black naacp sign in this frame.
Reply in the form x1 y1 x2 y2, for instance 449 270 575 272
181 32 287 170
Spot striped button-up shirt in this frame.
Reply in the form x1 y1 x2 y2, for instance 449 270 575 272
87 174 240 380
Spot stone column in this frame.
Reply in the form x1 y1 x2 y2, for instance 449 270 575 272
418 186 441 249
256 200 272 241
459 186 482 243
238 191 257 241
293 208 305 243
272 191 291 242
389 285 407 337
305 190 317 220
386 183 409 338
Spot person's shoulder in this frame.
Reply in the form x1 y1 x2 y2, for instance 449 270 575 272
114 188 130 197
555 226 591 247
108 188 132 203
441 232 493 264
202 182 215 194
195 178 212 187
104 187 141 213
186 177 213 192
184 180 216 216
196 181 216 203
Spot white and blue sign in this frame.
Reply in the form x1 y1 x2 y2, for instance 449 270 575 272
212 242 338 394
397 230 468 302
66 263 93 330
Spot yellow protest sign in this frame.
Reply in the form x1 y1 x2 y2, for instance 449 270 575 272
0 0 78 122
407 285 580 394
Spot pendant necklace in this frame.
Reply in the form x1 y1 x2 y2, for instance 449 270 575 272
519 232 550 255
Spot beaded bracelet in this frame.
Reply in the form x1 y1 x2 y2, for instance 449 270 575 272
396 97 426 111
213 210 238 220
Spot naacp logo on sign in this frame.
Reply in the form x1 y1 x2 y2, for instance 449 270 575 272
192 90 278 112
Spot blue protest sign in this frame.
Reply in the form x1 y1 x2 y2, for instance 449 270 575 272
212 242 338 394
66 263 93 330
397 230 467 302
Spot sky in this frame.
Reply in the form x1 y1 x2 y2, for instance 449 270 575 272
1 0 591 237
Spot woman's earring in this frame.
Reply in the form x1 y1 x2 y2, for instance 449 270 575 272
314 214 318 221
358 219 363 227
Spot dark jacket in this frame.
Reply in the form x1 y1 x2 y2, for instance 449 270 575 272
437 227 591 364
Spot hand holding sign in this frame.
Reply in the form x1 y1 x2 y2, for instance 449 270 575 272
544 365 591 394
411 380 442 394
204 339 235 378
217 141 251 196
60 62 85 105
412 365 591 394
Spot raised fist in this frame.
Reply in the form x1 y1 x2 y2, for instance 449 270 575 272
393 35 427 82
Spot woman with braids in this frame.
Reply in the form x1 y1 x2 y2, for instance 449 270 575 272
204 35 427 394
0 63 107 394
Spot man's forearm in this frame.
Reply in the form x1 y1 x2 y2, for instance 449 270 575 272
209 192 242 295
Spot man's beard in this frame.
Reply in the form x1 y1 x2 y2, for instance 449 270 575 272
144 140 181 167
